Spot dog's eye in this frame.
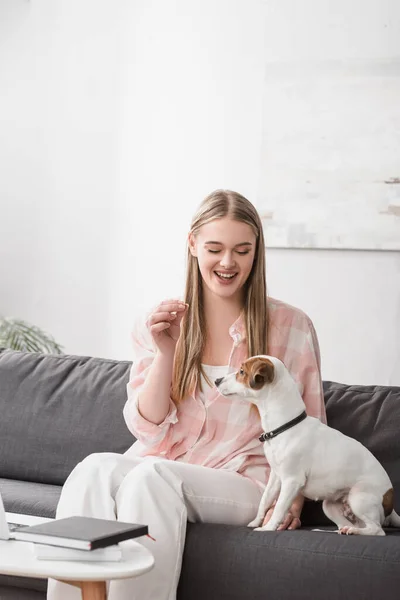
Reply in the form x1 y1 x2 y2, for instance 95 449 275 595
239 368 244 376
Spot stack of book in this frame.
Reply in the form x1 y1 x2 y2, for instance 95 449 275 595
13 516 149 562
33 544 123 562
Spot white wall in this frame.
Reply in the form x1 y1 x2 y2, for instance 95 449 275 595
0 0 399 385
261 0 400 386
0 0 123 355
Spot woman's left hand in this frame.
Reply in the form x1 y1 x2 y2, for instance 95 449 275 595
262 494 304 530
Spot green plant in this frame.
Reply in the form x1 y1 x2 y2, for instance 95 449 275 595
0 317 63 354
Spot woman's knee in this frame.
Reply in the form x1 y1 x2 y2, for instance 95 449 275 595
118 457 170 490
71 452 123 480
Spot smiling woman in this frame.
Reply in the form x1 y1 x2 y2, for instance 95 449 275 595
189 219 256 299
48 189 326 600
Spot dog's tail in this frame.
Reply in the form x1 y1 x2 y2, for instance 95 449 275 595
388 510 400 528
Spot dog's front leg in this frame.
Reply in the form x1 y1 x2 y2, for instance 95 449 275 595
248 470 281 528
254 478 302 532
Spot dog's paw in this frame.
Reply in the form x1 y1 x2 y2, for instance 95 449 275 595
254 522 277 532
247 518 263 528
338 526 355 535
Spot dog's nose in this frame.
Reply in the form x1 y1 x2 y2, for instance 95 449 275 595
214 377 223 387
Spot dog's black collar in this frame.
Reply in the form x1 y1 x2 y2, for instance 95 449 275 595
259 410 307 442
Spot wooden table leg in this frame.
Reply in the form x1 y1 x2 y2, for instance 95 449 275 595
81 581 107 600
58 579 107 600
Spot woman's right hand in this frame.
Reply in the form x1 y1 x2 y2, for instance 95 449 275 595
146 299 188 356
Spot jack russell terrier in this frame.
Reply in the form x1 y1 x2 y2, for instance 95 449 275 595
215 355 400 536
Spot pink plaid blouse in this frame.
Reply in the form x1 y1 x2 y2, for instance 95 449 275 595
123 297 326 489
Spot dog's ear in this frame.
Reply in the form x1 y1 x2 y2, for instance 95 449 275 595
249 358 275 390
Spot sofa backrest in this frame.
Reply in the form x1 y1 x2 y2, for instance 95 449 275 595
324 380 400 512
0 348 135 485
1 348 399 507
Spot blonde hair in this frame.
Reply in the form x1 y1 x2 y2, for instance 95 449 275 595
171 189 269 404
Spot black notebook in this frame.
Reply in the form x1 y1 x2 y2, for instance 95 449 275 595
13 516 148 550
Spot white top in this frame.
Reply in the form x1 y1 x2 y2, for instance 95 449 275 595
0 513 154 581
199 364 230 405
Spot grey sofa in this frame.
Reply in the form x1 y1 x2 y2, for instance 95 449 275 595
0 348 399 600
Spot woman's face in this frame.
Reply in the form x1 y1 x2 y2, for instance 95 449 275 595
189 217 257 302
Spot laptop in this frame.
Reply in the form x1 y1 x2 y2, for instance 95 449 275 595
0 491 34 540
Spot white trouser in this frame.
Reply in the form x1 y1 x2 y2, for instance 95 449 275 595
47 453 262 600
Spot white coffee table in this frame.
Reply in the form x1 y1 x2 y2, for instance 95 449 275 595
2 512 154 600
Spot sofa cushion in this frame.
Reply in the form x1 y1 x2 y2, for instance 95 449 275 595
179 523 400 600
0 581 46 597
0 349 135 485
0 478 61 518
0 478 61 595
324 381 400 512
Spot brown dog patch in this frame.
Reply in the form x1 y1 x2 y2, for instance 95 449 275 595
236 357 275 390
382 488 394 517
